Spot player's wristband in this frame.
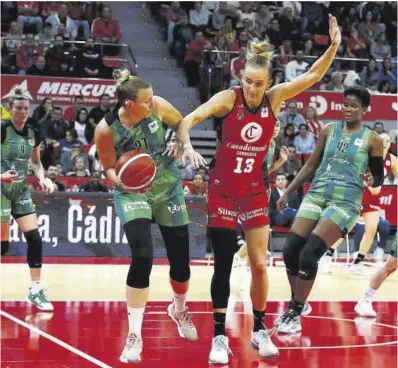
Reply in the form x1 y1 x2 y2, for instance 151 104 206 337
183 144 193 150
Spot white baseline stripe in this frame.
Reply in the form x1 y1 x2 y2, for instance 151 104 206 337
0 310 112 368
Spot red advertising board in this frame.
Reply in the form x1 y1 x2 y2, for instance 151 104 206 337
1 75 118 106
1 75 397 118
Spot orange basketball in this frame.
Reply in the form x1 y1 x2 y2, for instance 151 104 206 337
115 150 156 191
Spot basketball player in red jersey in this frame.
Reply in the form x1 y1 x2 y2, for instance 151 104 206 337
176 14 341 365
325 132 397 272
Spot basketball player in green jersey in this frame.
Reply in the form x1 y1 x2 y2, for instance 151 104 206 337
275 85 384 333
1 86 54 311
95 69 205 363
354 234 397 317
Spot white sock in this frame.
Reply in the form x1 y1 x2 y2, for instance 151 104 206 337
30 281 43 293
173 293 187 312
127 306 145 337
363 288 376 301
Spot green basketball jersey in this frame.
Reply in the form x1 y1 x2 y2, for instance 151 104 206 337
1 121 39 182
265 139 276 170
104 107 181 180
309 122 372 207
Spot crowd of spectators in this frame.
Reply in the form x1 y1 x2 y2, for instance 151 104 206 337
153 1 397 97
1 2 123 77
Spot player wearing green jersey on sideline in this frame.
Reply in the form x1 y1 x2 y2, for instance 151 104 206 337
1 86 54 311
275 85 384 333
95 69 206 363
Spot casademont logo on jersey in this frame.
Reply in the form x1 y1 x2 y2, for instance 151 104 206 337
241 122 263 143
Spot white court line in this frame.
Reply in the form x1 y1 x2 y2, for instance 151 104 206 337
0 310 112 368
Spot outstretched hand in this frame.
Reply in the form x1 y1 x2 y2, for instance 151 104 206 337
328 14 341 47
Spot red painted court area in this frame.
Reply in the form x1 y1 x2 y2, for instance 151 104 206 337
1 301 397 368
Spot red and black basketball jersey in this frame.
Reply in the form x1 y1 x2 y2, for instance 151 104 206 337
210 87 277 196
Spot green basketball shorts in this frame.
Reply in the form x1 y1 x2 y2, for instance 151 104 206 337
1 182 36 223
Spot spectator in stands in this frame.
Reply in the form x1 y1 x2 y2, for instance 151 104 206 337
59 129 78 173
303 105 323 139
374 121 386 134
282 144 302 176
322 70 344 92
255 4 273 35
32 97 52 137
67 2 91 39
230 46 246 87
56 164 63 177
277 39 294 67
377 80 393 94
184 31 211 86
236 2 256 29
212 2 235 31
269 173 299 227
88 94 112 126
46 3 78 40
70 108 90 145
189 1 210 29
37 22 55 53
264 18 283 48
301 2 326 34
294 123 315 154
91 6 122 44
184 174 206 195
166 2 181 25
280 123 295 147
270 68 285 87
370 33 392 60
46 165 65 191
45 35 73 75
66 156 90 177
277 6 301 41
229 30 249 52
16 33 43 74
64 96 84 123
278 100 306 132
211 34 230 65
78 37 102 78
359 58 381 90
5 22 24 54
358 10 386 45
79 171 108 192
381 2 397 51
285 48 309 82
240 19 261 41
47 106 69 140
218 17 236 45
1 39 17 74
17 1 42 34
303 38 316 63
344 25 368 59
197 167 209 182
26 55 50 76
379 57 397 90
171 11 196 66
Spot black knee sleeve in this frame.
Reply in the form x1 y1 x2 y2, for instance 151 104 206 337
25 229 42 268
210 227 237 309
283 232 307 276
1 241 9 256
298 234 328 281
124 219 154 289
159 224 190 283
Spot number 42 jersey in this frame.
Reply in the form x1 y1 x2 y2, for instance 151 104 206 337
210 87 277 197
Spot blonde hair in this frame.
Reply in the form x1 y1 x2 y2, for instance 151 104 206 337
9 85 28 107
112 68 150 103
246 39 273 70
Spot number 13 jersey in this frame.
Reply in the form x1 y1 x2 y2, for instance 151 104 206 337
210 87 277 197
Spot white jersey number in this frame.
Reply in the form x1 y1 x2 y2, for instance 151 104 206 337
234 157 255 173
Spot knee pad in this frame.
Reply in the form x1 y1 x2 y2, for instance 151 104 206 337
209 227 237 309
25 229 42 268
159 224 190 283
124 219 154 289
1 241 9 256
283 232 307 276
298 234 328 281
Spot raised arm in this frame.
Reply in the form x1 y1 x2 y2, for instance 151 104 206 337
94 119 119 186
268 15 341 111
